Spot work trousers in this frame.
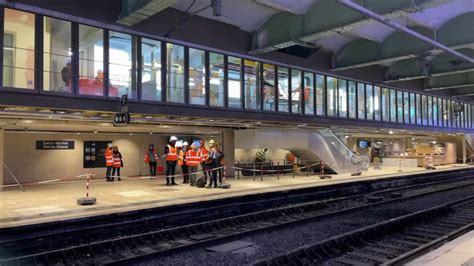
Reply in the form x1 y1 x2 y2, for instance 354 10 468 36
112 167 121 177
166 161 177 185
188 166 198 185
200 162 208 183
106 166 113 181
181 165 189 183
149 161 157 176
208 162 218 188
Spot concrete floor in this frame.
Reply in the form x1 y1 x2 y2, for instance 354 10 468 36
407 231 474 266
0 164 471 229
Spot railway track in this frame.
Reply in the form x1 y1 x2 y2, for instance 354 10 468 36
254 196 474 266
1 172 473 265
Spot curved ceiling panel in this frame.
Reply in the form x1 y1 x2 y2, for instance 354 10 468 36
438 12 474 46
430 48 474 73
336 39 380 67
381 26 433 58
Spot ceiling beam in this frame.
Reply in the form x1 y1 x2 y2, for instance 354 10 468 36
117 0 177 26
425 83 474 92
385 68 474 83
251 0 453 54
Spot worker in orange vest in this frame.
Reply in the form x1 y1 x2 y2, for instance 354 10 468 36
197 139 209 184
105 143 114 182
144 143 159 178
186 142 201 186
111 145 123 181
178 141 190 184
164 136 178 186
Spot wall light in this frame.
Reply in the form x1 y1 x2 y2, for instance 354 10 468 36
389 130 394 134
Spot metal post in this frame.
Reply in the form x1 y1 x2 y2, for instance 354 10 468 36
260 163 263 181
277 161 280 180
306 162 309 177
398 153 403 173
292 163 295 178
253 162 256 181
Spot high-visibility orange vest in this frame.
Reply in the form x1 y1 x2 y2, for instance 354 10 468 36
105 148 114 167
144 150 158 163
165 145 178 161
185 149 200 166
197 147 208 163
113 154 121 168
178 150 186 166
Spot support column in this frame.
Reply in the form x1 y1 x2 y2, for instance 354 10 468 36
222 130 235 177
462 134 467 164
0 127 4 191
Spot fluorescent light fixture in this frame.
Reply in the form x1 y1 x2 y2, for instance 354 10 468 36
389 130 394 134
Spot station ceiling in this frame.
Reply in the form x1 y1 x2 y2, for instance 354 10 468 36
119 0 474 100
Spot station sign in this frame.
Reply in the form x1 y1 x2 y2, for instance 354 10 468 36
113 94 130 126
36 140 75 150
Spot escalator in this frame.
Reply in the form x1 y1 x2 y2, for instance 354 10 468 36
235 128 369 174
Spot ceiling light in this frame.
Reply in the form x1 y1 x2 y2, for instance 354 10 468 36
149 132 153 135
145 116 153 119
22 120 34 124
345 135 349 139
389 130 394 134
77 132 81 135
129 133 133 136
297 124 307 127
209 119 215 122
94 130 98 134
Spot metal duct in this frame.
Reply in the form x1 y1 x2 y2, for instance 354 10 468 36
117 0 178 26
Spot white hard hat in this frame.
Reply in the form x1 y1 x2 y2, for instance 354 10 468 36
170 136 178 142
107 143 113 148
183 141 189 146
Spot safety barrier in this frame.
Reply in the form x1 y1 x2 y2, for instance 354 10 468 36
232 162 323 181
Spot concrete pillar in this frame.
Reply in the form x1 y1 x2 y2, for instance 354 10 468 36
222 130 235 177
0 127 4 191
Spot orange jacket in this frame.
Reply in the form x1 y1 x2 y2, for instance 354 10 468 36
185 149 200 166
165 145 178 161
105 148 113 167
144 150 158 163
197 147 208 163
113 152 122 168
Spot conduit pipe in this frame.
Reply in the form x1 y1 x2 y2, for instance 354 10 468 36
336 0 474 64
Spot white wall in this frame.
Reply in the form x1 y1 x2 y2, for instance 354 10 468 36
3 132 168 184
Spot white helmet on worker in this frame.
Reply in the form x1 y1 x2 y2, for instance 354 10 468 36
107 143 113 148
183 141 189 146
169 136 178 142
208 139 215 145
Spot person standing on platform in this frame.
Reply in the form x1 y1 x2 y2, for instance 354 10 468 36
111 145 123 181
164 136 178 186
105 143 114 182
179 141 190 184
186 143 200 186
216 143 225 184
144 143 159 178
197 139 209 184
206 139 219 188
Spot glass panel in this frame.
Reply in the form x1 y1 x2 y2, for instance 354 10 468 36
447 100 452 127
141 38 161 101
374 86 381 121
348 81 356 119
390 89 397 123
326 76 337 117
382 88 390 122
357 83 365 119
396 91 403 123
109 31 134 98
438 98 443 127
166 43 185 103
278 66 289 113
43 17 71 93
403 92 409 124
316 74 325 115
79 24 104 96
443 99 448 127
228 56 241 108
291 69 302 114
366 84 373 120
422 95 427 125
189 48 205 105
410 93 416 124
304 72 315 115
263 63 275 111
3 8 35 89
209 52 224 107
244 60 260 110
428 96 433 126
338 79 347 117
416 94 422 125
433 98 438 127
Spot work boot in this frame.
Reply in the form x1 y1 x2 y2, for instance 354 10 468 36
118 177 121 181
171 177 177 185
166 177 170 186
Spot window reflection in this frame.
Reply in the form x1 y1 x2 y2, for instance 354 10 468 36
209 52 224 107
373 86 380 121
3 9 35 89
141 38 161 101
109 31 135 98
338 79 347 117
357 83 365 119
326 76 337 117
348 81 356 119
316 74 325 116
390 89 397 123
244 60 260 110
291 69 302 114
166 43 184 103
228 56 241 108
366 85 373 120
410 93 416 124
403 92 409 124
189 48 205 105
278 67 289 113
263 63 275 111
397 91 403 123
43 17 71 93
382 88 390 122
79 24 104 96
304 72 315 115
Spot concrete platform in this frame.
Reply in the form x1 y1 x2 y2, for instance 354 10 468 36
0 164 471 229
407 230 474 266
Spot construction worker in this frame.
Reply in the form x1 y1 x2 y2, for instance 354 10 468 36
105 143 114 182
179 141 190 184
164 136 178 186
186 143 201 186
144 143 159 178
197 139 209 184
206 139 219 188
